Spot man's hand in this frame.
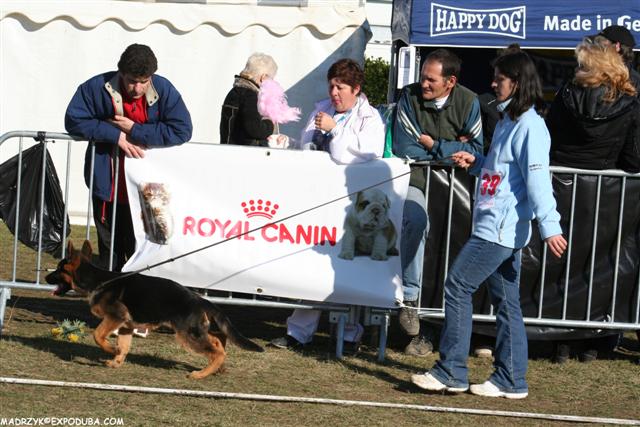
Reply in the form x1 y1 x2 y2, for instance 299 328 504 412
457 134 472 143
109 115 135 134
418 134 435 150
451 151 476 169
315 112 336 133
545 234 567 259
117 132 145 158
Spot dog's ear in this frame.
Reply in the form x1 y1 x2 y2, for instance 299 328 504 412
355 191 364 210
67 240 75 255
81 240 92 257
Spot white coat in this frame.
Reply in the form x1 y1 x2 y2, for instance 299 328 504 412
296 94 385 164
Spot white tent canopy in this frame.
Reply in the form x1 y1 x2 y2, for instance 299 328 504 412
0 0 371 221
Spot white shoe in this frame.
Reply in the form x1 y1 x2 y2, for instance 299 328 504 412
133 328 149 338
410 372 468 393
474 346 493 358
470 380 528 399
110 329 119 337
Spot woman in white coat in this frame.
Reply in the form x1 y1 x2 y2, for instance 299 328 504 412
271 58 385 350
295 58 385 164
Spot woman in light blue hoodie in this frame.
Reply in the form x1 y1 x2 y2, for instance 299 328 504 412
410 48 567 399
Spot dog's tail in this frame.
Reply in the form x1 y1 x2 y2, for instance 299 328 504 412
201 299 264 352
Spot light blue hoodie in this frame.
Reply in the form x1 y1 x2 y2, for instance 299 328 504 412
469 105 562 249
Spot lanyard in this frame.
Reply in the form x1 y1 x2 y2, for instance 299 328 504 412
313 98 358 151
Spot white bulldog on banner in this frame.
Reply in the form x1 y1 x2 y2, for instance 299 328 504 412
124 144 409 308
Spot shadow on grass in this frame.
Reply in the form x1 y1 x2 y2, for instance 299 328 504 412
2 334 201 372
265 322 640 392
263 324 430 391
5 294 96 326
8 291 302 343
285 343 430 393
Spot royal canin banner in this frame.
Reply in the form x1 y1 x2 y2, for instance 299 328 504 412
123 144 410 308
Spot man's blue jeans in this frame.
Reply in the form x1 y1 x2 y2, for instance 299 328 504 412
429 236 528 394
400 185 429 302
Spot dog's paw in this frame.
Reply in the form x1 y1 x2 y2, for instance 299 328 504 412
189 370 209 380
105 359 123 369
338 251 355 260
370 252 389 261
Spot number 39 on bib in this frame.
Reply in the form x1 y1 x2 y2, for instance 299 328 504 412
477 168 503 209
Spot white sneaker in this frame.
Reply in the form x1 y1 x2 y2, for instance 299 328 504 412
470 381 528 399
410 372 468 393
474 346 493 358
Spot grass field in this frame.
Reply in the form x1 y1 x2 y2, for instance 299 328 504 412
1 224 640 426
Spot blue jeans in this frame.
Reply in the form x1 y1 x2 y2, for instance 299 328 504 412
400 185 429 302
430 236 528 394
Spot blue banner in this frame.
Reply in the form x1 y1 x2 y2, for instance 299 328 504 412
392 0 640 49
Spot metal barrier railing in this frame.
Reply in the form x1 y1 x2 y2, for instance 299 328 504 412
0 131 362 359
1 131 639 363
409 164 640 332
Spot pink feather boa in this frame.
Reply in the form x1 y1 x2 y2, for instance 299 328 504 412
257 79 301 124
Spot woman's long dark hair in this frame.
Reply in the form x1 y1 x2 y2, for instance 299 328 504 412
492 49 544 120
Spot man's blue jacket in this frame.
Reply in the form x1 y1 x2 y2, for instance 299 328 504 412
65 71 193 201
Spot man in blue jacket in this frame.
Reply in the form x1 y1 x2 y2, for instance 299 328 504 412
65 43 192 272
393 49 483 356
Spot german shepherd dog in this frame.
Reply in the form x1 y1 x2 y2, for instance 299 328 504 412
46 240 263 379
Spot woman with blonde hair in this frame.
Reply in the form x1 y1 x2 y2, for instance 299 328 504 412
547 40 639 364
548 40 640 173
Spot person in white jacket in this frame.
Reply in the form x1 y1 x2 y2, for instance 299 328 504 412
271 58 385 350
294 58 384 164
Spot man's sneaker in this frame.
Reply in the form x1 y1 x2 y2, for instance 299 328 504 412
469 381 528 399
554 343 571 364
342 341 361 356
411 372 468 393
269 335 303 350
579 348 598 363
404 335 433 356
399 300 420 336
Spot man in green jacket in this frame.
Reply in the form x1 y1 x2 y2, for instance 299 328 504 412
392 48 483 356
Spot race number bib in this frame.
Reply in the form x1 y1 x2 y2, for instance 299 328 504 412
476 168 502 209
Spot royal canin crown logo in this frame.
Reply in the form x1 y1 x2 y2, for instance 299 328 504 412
241 199 279 219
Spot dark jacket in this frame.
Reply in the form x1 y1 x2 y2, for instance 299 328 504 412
478 92 500 154
65 71 193 201
220 75 274 146
547 83 640 173
629 65 640 96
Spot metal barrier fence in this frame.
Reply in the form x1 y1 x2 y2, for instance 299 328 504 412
1 131 639 363
406 164 640 333
0 131 381 359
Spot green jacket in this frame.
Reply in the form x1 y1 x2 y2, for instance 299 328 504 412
393 82 483 189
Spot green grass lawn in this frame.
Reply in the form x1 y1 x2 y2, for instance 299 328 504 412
1 224 640 426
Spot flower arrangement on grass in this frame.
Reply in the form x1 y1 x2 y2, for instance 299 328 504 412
51 319 88 342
